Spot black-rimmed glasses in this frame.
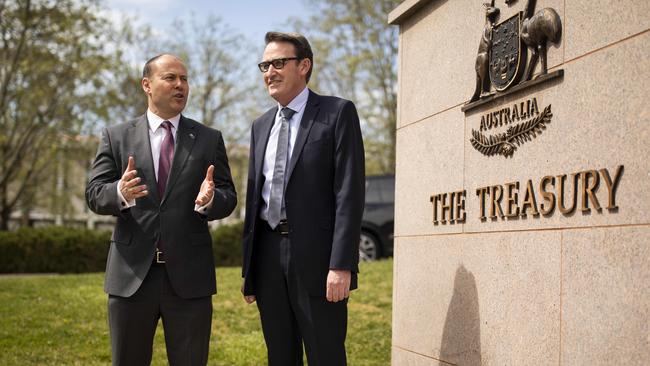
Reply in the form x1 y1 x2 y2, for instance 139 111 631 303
258 57 300 72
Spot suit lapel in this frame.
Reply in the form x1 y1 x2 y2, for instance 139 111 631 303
162 115 196 204
286 91 319 180
254 108 277 194
129 115 160 203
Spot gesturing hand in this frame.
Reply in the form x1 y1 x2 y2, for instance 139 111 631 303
195 165 215 206
120 156 148 201
326 269 351 302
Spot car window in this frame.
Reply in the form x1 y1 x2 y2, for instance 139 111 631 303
379 177 395 203
365 179 382 204
365 176 395 204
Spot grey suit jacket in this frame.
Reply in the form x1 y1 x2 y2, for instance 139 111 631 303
242 90 365 296
86 115 237 298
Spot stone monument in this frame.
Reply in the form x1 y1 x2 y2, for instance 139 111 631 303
388 0 649 364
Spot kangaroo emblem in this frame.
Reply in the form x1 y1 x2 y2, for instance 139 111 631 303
470 0 500 103
521 0 562 80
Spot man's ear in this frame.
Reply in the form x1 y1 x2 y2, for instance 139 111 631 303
299 58 311 78
141 78 151 94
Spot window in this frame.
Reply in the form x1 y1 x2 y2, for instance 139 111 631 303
365 176 395 204
365 179 382 204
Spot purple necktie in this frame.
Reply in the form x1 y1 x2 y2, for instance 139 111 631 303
157 121 174 198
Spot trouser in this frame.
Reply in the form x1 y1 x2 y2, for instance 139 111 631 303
108 264 212 366
252 224 348 366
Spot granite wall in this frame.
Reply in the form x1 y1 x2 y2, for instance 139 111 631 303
388 0 649 364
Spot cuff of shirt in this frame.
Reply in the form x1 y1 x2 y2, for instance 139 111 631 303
194 194 214 214
117 180 136 210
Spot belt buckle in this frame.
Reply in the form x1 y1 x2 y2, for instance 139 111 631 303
155 249 165 264
278 220 289 235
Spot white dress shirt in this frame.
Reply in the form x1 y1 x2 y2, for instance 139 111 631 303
260 86 309 222
117 109 212 212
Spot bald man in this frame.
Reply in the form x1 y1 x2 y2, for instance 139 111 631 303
86 54 236 365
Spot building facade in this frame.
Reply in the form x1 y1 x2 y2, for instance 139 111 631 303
389 0 649 364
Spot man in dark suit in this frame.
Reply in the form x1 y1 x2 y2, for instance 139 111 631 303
86 54 236 365
241 32 365 365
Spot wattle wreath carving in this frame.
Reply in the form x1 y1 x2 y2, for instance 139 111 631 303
470 104 552 157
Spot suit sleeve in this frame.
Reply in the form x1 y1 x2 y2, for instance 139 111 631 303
241 124 257 285
243 126 257 226
85 128 125 217
329 101 365 272
204 131 237 221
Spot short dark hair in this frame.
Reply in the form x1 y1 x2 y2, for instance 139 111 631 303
264 31 313 83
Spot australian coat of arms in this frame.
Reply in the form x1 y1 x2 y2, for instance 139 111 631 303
466 0 563 157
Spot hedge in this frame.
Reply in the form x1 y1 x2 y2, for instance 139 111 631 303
0 222 244 274
211 221 244 267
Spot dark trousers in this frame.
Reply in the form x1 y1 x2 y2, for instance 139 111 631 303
252 224 348 366
108 264 212 366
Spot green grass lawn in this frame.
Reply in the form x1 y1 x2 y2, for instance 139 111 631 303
0 259 392 365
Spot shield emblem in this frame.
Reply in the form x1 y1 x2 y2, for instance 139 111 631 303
489 11 526 91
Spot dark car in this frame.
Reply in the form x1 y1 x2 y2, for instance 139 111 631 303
360 175 394 261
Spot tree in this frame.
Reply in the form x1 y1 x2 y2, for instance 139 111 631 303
98 18 150 124
0 0 118 230
166 16 267 219
293 0 401 174
164 16 264 144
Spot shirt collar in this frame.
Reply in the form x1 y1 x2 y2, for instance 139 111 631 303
147 109 181 132
277 86 309 115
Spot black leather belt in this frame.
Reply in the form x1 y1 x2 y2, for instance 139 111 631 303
267 219 290 235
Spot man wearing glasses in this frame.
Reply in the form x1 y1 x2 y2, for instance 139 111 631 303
241 32 365 365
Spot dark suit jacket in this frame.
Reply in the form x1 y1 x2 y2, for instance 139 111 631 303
86 115 237 299
242 90 365 297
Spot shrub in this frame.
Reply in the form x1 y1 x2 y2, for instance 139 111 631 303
211 221 244 267
0 227 110 273
0 222 244 273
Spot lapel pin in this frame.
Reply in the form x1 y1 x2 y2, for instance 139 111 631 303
189 133 195 139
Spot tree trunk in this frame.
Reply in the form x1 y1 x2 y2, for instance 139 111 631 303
0 182 9 230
